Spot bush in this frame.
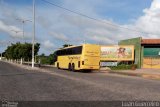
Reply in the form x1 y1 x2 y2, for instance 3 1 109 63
37 53 55 65
109 64 137 70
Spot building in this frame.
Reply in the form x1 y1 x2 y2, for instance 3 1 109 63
119 37 160 69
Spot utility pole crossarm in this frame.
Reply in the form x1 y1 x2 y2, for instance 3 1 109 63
16 18 32 43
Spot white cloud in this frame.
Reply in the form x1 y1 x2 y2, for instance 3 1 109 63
49 32 69 41
64 0 160 44
43 40 55 50
0 20 23 38
0 3 32 40
61 15 130 44
37 16 52 29
133 0 160 38
0 20 32 42
0 40 10 46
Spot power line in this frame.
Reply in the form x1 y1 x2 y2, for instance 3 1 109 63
41 0 159 36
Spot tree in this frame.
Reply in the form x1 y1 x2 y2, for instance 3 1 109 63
4 42 40 61
2 52 5 57
63 44 72 48
48 53 56 65
40 53 45 57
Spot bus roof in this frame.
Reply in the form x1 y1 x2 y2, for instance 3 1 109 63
55 45 82 51
55 43 99 51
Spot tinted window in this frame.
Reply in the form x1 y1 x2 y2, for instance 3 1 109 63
56 46 82 56
72 46 82 54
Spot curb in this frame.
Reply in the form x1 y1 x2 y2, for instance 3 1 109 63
108 71 141 77
142 74 160 80
108 71 160 80
2 61 54 74
2 61 39 71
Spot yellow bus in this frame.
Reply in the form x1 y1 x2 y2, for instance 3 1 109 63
55 44 100 71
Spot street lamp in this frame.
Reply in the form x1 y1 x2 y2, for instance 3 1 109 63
16 18 32 43
32 0 35 68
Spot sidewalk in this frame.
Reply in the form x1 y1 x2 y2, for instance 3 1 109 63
108 68 160 80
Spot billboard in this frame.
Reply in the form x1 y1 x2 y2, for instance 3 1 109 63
101 45 134 61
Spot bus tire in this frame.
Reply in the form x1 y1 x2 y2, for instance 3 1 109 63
57 63 60 69
68 63 71 71
71 63 75 72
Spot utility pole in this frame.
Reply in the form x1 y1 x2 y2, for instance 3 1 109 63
16 19 31 43
0 44 2 60
32 0 35 68
11 30 22 43
11 30 23 64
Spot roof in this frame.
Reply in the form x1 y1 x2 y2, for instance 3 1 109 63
141 39 160 44
55 45 81 51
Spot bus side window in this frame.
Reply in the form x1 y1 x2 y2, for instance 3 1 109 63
63 50 65 55
74 46 82 55
65 50 67 55
57 51 60 56
59 50 62 56
66 50 68 55
68 49 71 55
62 50 65 55
71 48 74 55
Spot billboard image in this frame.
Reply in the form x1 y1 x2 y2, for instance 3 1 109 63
101 45 134 61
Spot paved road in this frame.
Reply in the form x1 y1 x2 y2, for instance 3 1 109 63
0 61 160 101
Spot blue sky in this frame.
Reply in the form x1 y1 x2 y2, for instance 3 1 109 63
4 0 152 24
0 0 160 55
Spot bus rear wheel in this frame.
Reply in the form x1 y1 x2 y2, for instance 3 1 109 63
57 63 60 69
68 63 72 71
71 63 75 72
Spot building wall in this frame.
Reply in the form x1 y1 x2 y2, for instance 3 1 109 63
141 46 144 67
118 37 142 68
142 45 160 69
